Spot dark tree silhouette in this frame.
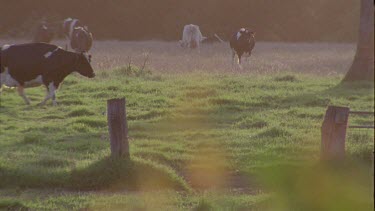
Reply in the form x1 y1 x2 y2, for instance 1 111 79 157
343 0 374 81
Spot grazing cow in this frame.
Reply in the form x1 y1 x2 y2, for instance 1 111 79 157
179 24 206 49
62 18 93 52
0 43 95 106
70 26 93 53
229 28 256 69
63 18 84 40
33 21 54 43
202 34 225 44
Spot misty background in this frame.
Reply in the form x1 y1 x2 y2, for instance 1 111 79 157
0 0 359 42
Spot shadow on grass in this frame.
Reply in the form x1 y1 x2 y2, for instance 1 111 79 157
281 81 374 109
208 76 373 121
70 157 190 192
0 199 29 211
0 165 68 189
0 157 190 192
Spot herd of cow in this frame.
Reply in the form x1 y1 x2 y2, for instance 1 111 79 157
0 18 256 106
33 18 93 53
0 18 95 106
180 24 256 68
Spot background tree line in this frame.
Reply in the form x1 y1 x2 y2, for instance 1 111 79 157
0 0 359 42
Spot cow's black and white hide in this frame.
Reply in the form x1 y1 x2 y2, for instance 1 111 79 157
0 43 95 106
63 18 84 40
229 28 256 69
70 27 93 53
33 22 54 43
62 18 93 52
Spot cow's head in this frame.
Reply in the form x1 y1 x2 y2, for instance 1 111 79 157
76 53 95 78
179 40 187 48
249 31 256 38
72 27 93 53
239 28 256 42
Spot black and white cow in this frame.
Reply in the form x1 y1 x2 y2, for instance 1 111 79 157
0 43 95 106
62 18 93 52
70 27 93 53
63 18 84 40
33 21 54 43
229 28 256 69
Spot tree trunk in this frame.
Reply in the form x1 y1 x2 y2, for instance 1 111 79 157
343 0 374 82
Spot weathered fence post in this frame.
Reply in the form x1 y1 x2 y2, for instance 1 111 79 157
107 98 129 159
321 106 350 160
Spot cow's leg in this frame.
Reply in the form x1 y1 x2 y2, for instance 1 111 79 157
0 73 3 94
231 50 237 67
238 54 243 70
51 82 58 106
65 36 70 51
245 52 251 67
0 70 5 88
52 93 57 106
39 82 57 106
17 86 31 105
243 55 249 68
197 42 201 53
0 68 9 93
39 87 51 106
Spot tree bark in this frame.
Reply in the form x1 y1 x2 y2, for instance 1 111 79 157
343 0 374 82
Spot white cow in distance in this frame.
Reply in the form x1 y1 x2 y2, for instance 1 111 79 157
179 24 206 49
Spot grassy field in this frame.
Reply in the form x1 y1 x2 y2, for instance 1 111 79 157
0 41 373 210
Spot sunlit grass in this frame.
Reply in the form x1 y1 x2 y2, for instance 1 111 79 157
0 41 372 209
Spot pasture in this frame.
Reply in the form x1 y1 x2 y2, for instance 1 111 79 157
0 40 373 210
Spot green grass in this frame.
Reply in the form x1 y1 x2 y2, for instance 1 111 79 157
0 70 373 210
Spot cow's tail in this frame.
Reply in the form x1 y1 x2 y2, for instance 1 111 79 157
214 34 225 43
0 44 10 89
0 48 2 72
0 48 3 90
0 44 10 73
0 46 4 73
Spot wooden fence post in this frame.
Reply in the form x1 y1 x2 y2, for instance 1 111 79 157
107 98 129 159
321 106 350 160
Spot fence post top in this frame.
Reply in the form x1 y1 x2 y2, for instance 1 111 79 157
327 105 350 110
107 98 126 103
